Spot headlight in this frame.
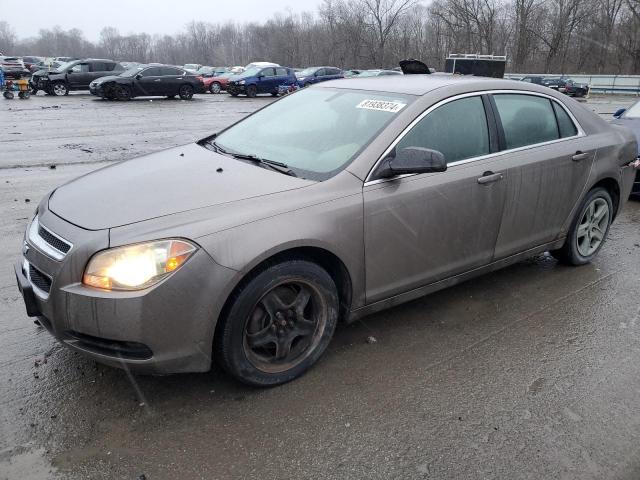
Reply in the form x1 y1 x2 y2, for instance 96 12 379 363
83 239 197 291
238 80 245 85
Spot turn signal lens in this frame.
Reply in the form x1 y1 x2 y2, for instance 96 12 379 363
83 239 196 291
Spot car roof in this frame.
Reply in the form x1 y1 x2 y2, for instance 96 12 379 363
316 73 556 96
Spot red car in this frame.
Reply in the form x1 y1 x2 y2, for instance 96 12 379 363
200 72 234 94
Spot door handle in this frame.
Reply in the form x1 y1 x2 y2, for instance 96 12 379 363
477 171 504 185
154 79 161 82
572 151 589 162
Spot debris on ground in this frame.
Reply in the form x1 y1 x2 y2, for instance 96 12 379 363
366 336 377 344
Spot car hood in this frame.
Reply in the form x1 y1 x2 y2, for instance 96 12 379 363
91 75 121 84
48 143 314 230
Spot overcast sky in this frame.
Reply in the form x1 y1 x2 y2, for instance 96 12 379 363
4 0 321 40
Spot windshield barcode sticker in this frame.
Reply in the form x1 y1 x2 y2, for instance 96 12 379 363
357 100 406 113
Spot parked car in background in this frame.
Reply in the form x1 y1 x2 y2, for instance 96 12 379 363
520 76 544 85
15 76 638 387
612 101 640 196
227 66 296 97
245 61 279 70
357 69 402 77
542 78 589 97
229 65 245 74
0 56 29 79
295 66 343 87
202 71 234 94
119 61 142 70
21 56 43 71
90 64 204 100
31 59 124 96
342 69 361 77
197 66 225 78
54 56 77 63
183 63 202 74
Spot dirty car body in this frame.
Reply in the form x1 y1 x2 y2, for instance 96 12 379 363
16 75 638 385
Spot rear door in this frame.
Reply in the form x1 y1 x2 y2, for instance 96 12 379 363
160 67 185 95
88 62 115 84
489 92 595 258
363 94 508 303
274 67 290 87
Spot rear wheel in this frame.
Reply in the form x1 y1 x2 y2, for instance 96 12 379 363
179 84 194 100
51 81 68 96
210 82 221 94
246 85 257 98
3 91 14 99
215 260 339 386
550 187 613 265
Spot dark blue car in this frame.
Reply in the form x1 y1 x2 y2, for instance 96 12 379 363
227 66 296 97
612 102 640 196
295 66 343 87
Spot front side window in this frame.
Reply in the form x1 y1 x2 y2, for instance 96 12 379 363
71 63 89 73
395 96 490 164
141 67 163 77
262 68 275 77
214 88 414 181
493 94 560 149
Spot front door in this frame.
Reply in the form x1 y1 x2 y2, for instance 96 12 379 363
67 62 91 88
363 95 507 303
135 67 164 96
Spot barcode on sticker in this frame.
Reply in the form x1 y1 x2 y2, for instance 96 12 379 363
356 100 406 113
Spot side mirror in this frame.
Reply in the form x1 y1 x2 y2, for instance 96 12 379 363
378 147 447 178
135 74 142 80
613 108 626 118
67 69 73 74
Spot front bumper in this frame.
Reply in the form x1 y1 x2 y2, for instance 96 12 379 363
15 206 237 374
226 84 246 95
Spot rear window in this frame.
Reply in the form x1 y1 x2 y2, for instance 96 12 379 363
552 102 578 138
493 94 560 149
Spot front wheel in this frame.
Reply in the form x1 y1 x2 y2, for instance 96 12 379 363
179 84 194 100
51 81 68 96
3 91 14 99
209 82 221 94
550 187 613 265
115 84 132 100
246 84 257 98
214 260 339 386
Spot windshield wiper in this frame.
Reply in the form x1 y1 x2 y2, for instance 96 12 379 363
231 153 297 177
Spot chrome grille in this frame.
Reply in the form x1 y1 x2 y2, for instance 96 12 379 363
38 225 71 253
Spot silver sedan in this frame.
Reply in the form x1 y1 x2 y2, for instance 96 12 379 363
15 75 638 386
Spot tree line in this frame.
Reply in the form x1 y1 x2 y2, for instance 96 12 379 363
2 0 640 74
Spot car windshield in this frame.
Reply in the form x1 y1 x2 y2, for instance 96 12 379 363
120 67 145 77
622 101 640 118
236 67 261 78
214 88 414 181
358 70 381 77
297 68 317 77
52 61 75 73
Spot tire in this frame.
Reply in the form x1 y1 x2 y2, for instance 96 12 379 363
51 81 68 96
179 84 194 100
30 88 38 95
114 84 132 101
230 92 239 97
3 91 14 99
166 95 176 99
550 187 613 265
214 260 339 387
246 84 257 98
271 91 278 97
209 82 221 94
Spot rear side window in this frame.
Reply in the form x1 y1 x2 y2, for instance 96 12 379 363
493 94 559 149
275 67 288 76
552 102 578 138
91 62 107 72
161 67 183 76
396 96 490 164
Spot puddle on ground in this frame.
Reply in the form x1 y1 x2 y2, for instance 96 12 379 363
0 446 56 480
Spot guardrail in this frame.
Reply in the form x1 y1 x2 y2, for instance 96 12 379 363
505 73 640 95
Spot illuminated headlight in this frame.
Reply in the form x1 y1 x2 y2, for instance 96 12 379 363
83 239 196 291
238 80 245 85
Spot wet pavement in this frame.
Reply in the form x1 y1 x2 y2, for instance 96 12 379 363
1 92 640 480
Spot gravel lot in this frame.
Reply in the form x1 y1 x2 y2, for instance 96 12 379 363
1 91 639 480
